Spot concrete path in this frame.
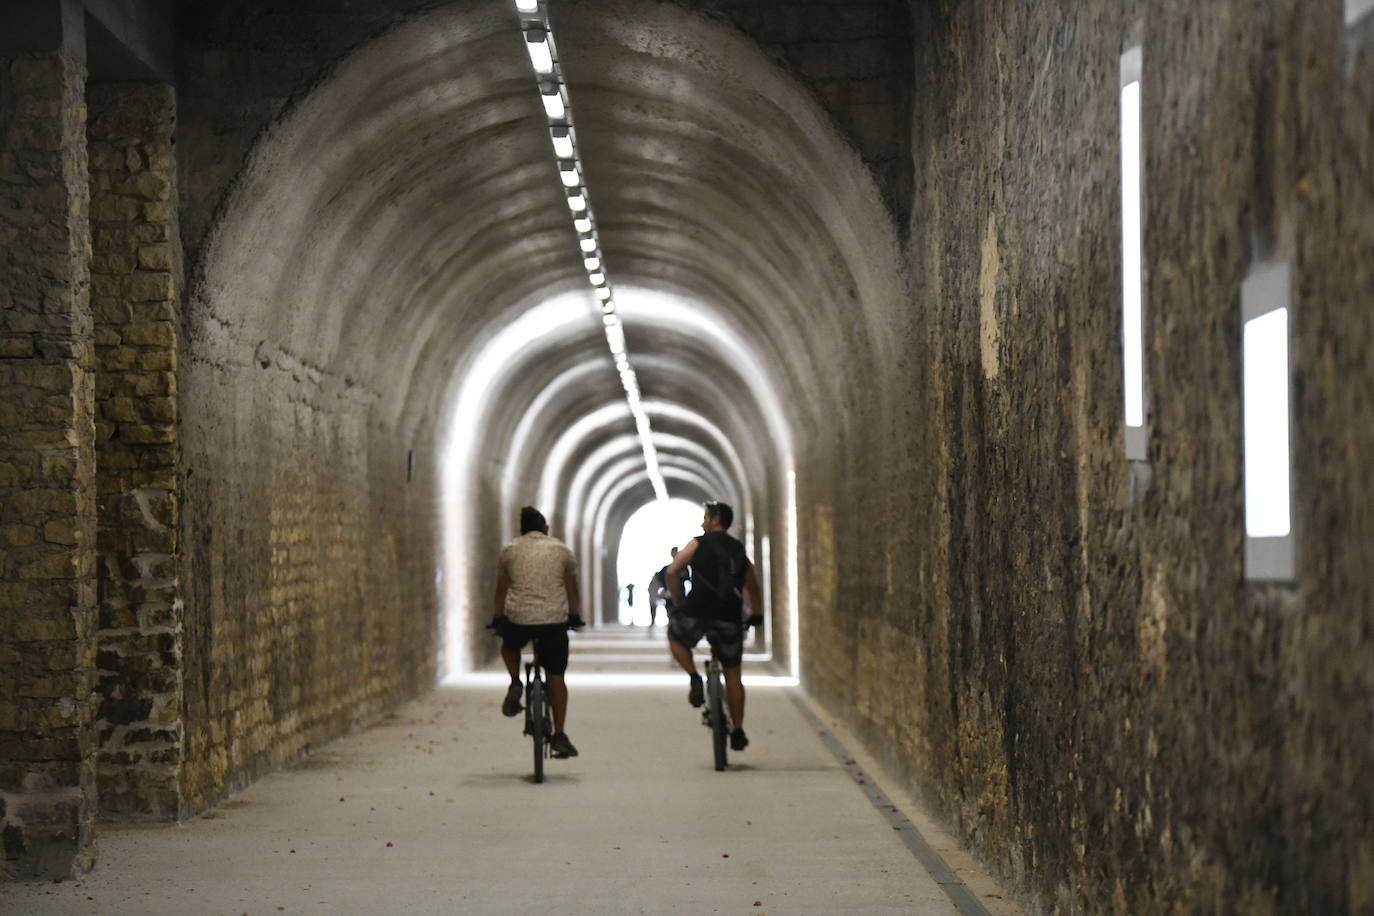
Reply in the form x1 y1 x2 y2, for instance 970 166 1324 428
2 633 1019 915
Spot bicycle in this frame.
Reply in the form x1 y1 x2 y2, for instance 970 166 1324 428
700 652 731 771
523 642 554 783
696 615 762 772
490 615 583 783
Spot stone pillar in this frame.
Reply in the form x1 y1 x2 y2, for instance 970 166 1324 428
0 11 98 880
86 82 183 823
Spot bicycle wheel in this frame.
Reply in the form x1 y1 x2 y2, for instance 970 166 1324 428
707 660 728 771
528 676 546 783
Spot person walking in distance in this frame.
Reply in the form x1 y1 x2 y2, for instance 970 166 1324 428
665 501 763 751
491 506 582 758
646 546 683 632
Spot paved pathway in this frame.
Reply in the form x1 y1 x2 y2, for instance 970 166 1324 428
2 631 1018 915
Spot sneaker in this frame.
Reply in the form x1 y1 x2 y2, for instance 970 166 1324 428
501 681 522 717
688 673 704 707
730 727 749 751
549 732 579 758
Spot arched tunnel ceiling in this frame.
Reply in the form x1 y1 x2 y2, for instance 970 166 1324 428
194 0 902 667
199 0 899 436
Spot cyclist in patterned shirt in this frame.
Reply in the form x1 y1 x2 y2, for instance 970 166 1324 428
665 501 763 752
491 506 582 759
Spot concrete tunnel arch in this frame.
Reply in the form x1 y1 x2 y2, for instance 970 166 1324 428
188 0 905 684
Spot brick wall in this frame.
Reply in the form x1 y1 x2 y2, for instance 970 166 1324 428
87 82 184 822
0 51 98 879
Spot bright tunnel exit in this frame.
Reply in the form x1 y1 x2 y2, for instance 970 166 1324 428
615 498 705 626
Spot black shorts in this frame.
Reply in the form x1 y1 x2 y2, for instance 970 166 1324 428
500 622 570 676
668 614 744 669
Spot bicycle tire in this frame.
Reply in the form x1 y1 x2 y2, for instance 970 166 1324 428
529 677 546 783
708 660 728 771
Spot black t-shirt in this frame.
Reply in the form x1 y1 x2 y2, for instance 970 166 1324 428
683 531 749 620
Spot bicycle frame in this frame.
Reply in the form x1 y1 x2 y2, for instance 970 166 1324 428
700 650 731 771
522 643 552 783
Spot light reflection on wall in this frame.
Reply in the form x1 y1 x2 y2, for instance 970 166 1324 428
440 291 593 677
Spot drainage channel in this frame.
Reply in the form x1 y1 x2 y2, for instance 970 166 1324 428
789 693 993 916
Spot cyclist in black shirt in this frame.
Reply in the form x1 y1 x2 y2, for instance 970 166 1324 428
665 501 763 751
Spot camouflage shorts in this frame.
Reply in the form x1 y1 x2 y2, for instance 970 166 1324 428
668 614 744 668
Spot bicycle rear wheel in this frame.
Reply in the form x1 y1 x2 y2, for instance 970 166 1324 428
707 660 728 771
528 677 546 783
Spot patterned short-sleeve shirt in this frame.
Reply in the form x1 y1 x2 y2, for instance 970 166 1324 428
499 531 576 625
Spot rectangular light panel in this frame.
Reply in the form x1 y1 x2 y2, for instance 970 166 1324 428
525 34 553 73
1120 46 1146 460
1241 262 1295 581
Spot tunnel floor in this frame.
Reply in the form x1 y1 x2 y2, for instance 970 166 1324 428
2 631 1016 914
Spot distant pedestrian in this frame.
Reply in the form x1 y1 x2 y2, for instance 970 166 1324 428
647 546 685 630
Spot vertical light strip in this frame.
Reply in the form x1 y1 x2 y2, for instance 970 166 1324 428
759 534 773 650
1243 309 1291 536
786 469 800 680
513 0 668 501
1121 47 1147 460
1348 0 1374 26
1241 262 1296 581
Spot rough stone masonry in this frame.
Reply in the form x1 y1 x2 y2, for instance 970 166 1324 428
0 44 99 878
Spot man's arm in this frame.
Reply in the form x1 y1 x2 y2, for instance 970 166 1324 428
493 572 511 624
647 572 663 601
744 561 763 627
665 539 698 607
563 570 581 622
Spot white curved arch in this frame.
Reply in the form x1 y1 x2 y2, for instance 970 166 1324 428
502 360 610 510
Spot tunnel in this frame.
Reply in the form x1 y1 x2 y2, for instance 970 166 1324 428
2 0 1373 911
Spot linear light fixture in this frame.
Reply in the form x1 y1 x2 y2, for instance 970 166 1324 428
525 29 554 73
1120 47 1147 461
551 127 574 159
540 86 565 120
513 0 668 501
1241 261 1296 582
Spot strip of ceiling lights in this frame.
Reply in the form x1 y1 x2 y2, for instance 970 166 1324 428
514 0 669 502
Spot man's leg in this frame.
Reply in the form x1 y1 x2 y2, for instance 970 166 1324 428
500 643 524 716
501 644 521 680
723 665 745 729
668 634 697 675
667 617 705 707
548 674 568 733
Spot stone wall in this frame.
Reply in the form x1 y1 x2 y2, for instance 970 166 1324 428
177 359 439 813
676 0 913 226
174 0 445 817
0 50 98 878
87 81 184 822
802 0 1374 912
